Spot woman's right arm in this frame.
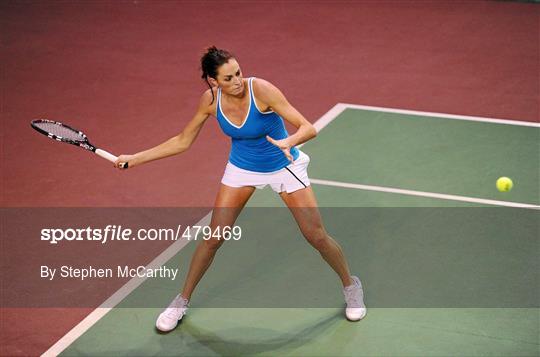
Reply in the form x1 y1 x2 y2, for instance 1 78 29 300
114 90 213 169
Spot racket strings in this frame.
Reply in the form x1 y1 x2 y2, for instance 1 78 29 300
34 122 85 142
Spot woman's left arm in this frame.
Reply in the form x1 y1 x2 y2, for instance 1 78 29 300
255 79 317 161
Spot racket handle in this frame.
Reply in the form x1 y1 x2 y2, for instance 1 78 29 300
95 149 128 169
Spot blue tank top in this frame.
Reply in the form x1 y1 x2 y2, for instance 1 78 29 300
216 77 300 172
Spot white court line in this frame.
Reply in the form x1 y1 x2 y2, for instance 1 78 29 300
337 103 540 127
311 178 540 210
311 103 348 132
42 103 537 356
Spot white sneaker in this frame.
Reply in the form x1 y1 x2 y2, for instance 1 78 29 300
343 276 367 321
156 294 188 332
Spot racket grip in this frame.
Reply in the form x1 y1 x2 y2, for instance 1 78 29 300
95 149 128 169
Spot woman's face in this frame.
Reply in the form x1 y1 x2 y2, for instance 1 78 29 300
214 58 244 96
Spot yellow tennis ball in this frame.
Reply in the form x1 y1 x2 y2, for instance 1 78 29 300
496 177 513 192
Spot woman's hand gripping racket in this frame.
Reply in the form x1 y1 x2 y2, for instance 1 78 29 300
31 119 128 169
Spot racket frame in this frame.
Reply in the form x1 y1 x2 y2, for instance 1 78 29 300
31 119 96 150
30 119 127 168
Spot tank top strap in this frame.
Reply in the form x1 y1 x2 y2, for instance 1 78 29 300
216 86 222 111
248 77 255 107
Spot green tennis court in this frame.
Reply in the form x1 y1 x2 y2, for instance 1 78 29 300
57 106 539 356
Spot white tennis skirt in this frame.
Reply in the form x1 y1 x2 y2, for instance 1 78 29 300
221 150 311 194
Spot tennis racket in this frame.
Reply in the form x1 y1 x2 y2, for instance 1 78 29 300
31 119 128 168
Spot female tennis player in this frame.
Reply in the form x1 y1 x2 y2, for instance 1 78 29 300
115 47 366 331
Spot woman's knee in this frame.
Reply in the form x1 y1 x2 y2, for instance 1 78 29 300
302 226 330 251
202 237 224 251
201 223 232 251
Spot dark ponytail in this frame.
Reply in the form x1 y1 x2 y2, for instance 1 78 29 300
200 46 234 104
